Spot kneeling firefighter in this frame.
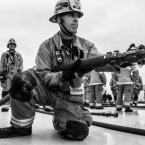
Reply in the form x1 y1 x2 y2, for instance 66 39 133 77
0 0 120 140
0 0 93 140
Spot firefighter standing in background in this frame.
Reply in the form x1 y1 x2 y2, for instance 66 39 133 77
89 70 106 109
0 38 23 112
116 64 139 112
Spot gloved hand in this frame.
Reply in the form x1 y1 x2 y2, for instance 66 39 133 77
9 71 37 102
62 59 81 82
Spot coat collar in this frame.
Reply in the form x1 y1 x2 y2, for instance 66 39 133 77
52 31 84 51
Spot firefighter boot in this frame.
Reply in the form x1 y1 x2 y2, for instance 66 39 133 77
116 107 122 111
89 103 96 109
95 103 104 109
0 126 32 138
125 107 133 112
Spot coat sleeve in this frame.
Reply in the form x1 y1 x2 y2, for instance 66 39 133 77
99 72 106 85
131 65 139 80
35 41 62 87
84 39 119 72
18 53 23 71
84 39 102 59
139 76 143 90
0 53 5 72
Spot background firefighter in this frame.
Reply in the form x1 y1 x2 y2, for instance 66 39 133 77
0 38 23 112
89 71 106 109
116 64 139 112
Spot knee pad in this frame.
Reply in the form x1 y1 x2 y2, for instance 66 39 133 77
58 120 89 141
9 71 37 102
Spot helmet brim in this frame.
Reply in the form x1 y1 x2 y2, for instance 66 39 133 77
49 11 83 23
7 43 17 48
49 15 58 23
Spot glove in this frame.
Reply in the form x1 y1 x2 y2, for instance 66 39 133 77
9 71 37 102
62 59 81 82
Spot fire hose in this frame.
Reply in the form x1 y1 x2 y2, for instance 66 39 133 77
36 107 145 136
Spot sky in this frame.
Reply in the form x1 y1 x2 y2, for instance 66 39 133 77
0 0 145 92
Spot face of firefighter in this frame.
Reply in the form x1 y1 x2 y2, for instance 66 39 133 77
8 44 16 53
61 12 79 34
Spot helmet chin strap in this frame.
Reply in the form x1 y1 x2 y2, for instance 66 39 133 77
59 23 77 38
9 49 15 55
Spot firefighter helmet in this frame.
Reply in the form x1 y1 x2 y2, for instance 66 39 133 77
7 38 17 48
49 0 83 23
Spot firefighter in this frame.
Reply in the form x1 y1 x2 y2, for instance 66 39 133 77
116 64 139 112
0 0 118 140
89 71 106 109
0 38 23 112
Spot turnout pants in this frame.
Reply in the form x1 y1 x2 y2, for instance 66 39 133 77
89 84 103 106
10 69 92 139
116 84 133 108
